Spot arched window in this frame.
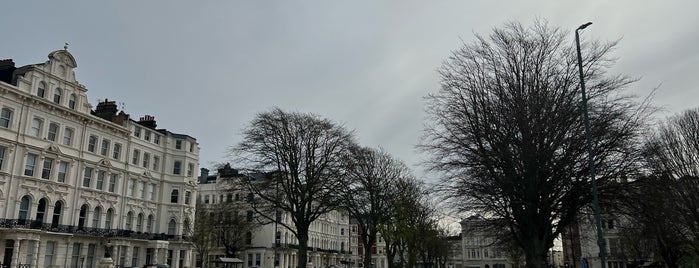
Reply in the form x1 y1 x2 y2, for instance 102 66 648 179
92 207 102 228
137 213 144 232
147 215 154 233
125 212 133 230
36 198 48 223
78 204 88 228
53 88 62 104
37 82 46 98
105 208 113 229
52 201 62 225
170 189 179 203
19 196 30 220
69 94 76 109
167 219 177 235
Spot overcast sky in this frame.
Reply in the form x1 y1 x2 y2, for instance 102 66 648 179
2 1 697 179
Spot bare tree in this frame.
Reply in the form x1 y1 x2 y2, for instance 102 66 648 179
232 107 356 268
421 21 650 268
217 201 260 258
191 195 260 268
191 200 217 268
341 146 410 268
644 108 699 177
418 224 454 268
627 108 699 266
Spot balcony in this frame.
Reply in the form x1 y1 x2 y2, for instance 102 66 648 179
0 218 191 241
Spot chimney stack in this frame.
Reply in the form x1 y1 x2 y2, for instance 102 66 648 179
138 115 157 129
94 99 118 120
199 168 210 184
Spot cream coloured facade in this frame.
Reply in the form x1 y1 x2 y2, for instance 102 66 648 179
0 49 199 268
197 166 352 268
448 216 515 268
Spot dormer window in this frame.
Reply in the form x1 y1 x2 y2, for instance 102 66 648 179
69 94 76 109
38 82 46 98
53 88 62 104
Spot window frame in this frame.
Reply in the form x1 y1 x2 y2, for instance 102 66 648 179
83 167 93 187
100 139 110 156
37 82 46 98
63 127 73 146
41 158 54 180
87 135 97 153
24 153 38 176
0 108 12 128
53 88 62 104
47 123 59 141
69 94 76 109
30 117 43 137
57 161 68 182
173 161 181 175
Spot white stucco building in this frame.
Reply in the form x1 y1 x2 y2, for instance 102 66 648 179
0 49 199 268
196 165 352 268
448 216 517 268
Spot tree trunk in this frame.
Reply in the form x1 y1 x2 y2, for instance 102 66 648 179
362 230 376 268
523 239 548 268
298 228 310 268
385 242 397 268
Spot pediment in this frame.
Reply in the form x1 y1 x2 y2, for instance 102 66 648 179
48 49 77 68
45 145 62 154
98 158 112 168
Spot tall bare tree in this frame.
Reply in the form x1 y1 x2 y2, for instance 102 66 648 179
341 146 409 268
421 21 650 268
191 196 260 268
625 107 699 266
644 108 699 178
191 200 217 268
232 107 356 268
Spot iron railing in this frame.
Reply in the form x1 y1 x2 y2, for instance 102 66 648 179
0 218 190 241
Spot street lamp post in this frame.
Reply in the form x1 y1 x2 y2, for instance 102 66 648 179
575 22 607 268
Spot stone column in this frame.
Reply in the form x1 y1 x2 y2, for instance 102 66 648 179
37 240 47 268
58 241 71 268
182 249 191 268
124 246 133 267
0 239 5 266
11 239 20 267
156 248 164 264
173 249 180 268
31 239 40 268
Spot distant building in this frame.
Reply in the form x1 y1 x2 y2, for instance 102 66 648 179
196 165 352 268
349 219 387 268
0 49 200 267
448 216 518 268
562 213 657 268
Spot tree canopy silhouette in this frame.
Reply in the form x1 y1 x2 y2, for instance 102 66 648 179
422 21 650 268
